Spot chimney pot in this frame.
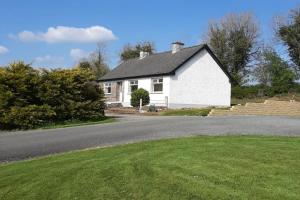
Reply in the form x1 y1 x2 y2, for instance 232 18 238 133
139 51 149 59
172 41 184 53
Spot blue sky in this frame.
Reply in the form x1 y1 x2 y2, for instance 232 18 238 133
0 0 299 69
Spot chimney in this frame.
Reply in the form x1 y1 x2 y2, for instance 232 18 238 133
139 51 149 59
172 41 184 53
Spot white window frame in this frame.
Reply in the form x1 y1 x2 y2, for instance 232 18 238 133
151 77 163 93
128 80 138 93
104 82 112 94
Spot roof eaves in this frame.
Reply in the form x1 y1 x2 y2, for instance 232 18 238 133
98 72 173 82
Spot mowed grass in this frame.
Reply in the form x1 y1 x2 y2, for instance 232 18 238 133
1 136 300 200
1 117 117 132
161 108 211 116
40 117 117 129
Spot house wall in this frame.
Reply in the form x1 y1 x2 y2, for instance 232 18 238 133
102 82 119 102
121 76 170 107
168 49 231 108
103 49 231 108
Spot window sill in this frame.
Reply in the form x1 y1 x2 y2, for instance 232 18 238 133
150 91 163 94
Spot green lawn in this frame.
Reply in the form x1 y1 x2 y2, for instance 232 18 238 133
1 117 117 132
161 108 211 116
40 117 117 129
1 136 300 200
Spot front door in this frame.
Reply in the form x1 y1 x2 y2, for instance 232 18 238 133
116 82 123 102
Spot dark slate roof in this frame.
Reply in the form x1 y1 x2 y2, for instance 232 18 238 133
99 44 233 82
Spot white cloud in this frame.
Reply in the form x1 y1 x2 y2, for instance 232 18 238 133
0 45 9 54
15 26 116 43
70 48 90 61
18 31 37 42
34 55 65 68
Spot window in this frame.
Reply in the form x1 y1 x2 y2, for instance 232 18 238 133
151 78 163 92
129 80 138 93
104 82 112 94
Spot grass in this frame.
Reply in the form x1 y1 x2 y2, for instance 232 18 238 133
1 136 300 200
0 117 117 133
40 117 117 129
160 108 211 116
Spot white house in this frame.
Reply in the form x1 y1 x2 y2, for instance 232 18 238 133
99 42 233 108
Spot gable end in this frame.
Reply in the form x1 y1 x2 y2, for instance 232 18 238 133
170 44 234 83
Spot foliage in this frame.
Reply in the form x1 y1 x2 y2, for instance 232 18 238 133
130 88 150 107
40 117 116 130
1 136 300 199
1 105 56 129
148 105 156 112
232 85 299 100
0 62 41 108
206 12 260 85
0 62 105 130
277 6 300 72
39 67 105 121
231 86 262 99
254 48 296 93
291 83 300 93
120 41 155 61
78 44 110 79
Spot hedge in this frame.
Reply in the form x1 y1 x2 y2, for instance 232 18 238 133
0 62 105 130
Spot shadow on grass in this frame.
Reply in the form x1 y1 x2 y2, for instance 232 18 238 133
0 117 118 133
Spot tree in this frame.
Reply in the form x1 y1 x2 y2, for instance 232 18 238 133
253 47 273 87
78 43 110 79
277 6 300 72
206 12 260 85
130 88 150 108
254 47 296 93
120 41 155 61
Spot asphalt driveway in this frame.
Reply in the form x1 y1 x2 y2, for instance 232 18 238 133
1 115 300 162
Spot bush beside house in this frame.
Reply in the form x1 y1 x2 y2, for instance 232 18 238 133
130 88 150 108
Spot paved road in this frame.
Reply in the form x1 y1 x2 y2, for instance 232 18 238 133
1 115 300 162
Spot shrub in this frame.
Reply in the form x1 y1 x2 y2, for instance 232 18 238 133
130 88 150 107
231 86 262 99
291 83 300 93
232 83 300 100
0 62 106 130
148 105 156 112
1 105 56 129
